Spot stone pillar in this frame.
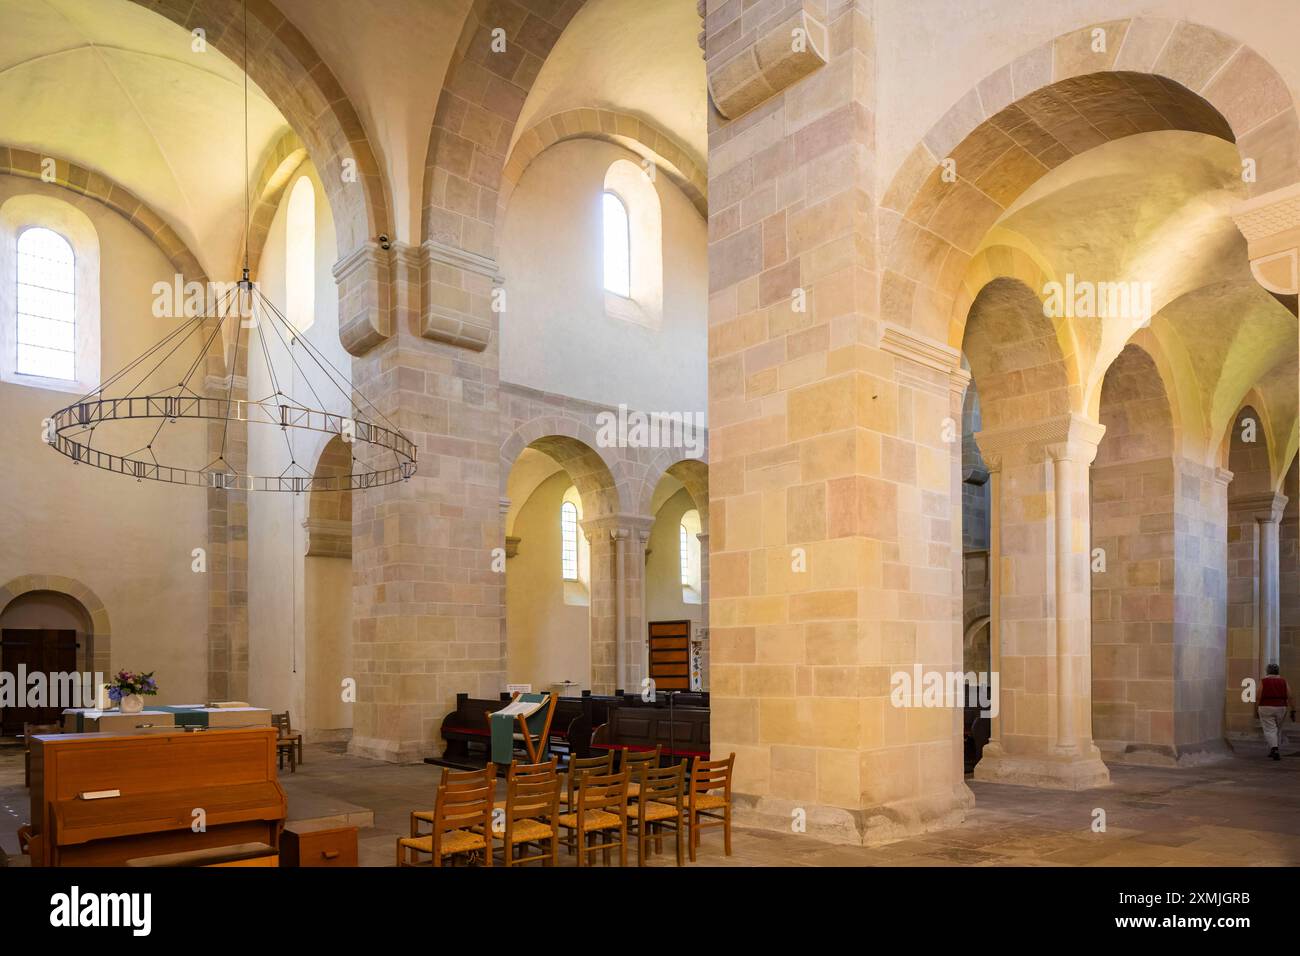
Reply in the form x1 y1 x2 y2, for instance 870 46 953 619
1225 491 1287 737
974 414 1110 789
204 361 249 703
583 514 652 694
696 530 710 687
347 238 504 762
705 0 970 845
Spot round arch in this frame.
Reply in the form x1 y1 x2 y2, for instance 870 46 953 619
639 453 709 528
124 0 390 256
500 417 628 520
880 18 1300 340
0 574 111 675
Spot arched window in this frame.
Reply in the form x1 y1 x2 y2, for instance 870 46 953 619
679 508 701 604
285 176 316 332
602 191 631 298
602 159 662 327
16 227 76 380
560 500 579 582
679 523 691 586
2 194 101 395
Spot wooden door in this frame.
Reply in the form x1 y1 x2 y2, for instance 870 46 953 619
0 628 78 734
647 621 691 691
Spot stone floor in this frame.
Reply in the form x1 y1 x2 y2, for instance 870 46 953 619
4 738 1298 867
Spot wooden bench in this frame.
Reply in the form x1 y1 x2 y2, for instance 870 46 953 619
436 691 712 767
591 701 710 765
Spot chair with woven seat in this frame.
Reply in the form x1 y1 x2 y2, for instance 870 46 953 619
492 764 561 867
686 753 734 862
563 752 614 812
397 780 494 867
272 712 302 773
557 767 630 866
625 762 686 866
411 764 495 837
619 745 662 802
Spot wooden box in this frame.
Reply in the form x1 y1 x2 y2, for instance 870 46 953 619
280 823 358 867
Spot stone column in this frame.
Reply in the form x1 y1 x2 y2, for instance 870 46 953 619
974 414 1110 789
583 514 652 694
696 530 710 687
1226 491 1287 736
347 238 504 763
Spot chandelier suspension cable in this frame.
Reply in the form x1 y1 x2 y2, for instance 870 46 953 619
45 0 416 492
242 0 251 281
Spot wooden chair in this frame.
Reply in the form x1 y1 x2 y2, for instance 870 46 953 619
626 762 686 866
686 753 734 862
486 692 558 764
271 712 303 773
492 766 561 867
557 768 630 866
619 745 662 801
411 764 495 837
22 722 60 789
396 781 494 867
564 752 614 811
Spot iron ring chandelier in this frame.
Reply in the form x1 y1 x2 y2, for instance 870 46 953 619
46 282 418 492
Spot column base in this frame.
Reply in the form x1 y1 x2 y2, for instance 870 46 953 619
973 742 1111 790
1096 737 1233 768
347 734 430 764
732 783 974 846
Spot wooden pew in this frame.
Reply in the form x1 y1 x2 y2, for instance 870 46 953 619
26 727 286 867
435 690 712 766
591 701 710 765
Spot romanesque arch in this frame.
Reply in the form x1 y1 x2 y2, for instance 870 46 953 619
0 147 206 284
501 109 707 220
881 19 1300 342
0 574 111 677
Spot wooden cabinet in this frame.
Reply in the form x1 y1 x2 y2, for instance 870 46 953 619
280 824 358 867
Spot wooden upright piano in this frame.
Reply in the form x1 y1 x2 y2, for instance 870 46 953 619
27 727 286 867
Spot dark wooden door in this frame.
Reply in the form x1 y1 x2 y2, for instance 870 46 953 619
648 620 691 691
0 628 78 734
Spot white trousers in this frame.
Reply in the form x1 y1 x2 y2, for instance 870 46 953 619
1259 705 1287 750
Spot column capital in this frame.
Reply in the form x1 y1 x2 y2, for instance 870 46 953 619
581 513 656 539
1229 490 1288 523
976 413 1105 463
1231 181 1300 298
1214 467 1235 486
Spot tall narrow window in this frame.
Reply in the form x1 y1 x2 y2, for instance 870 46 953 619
602 190 630 298
679 508 701 604
679 523 691 587
16 227 75 380
560 500 579 581
285 176 316 332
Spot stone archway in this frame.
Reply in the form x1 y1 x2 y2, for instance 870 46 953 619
0 148 207 285
880 19 1300 343
502 428 630 694
501 109 708 219
0 574 111 678
124 0 394 355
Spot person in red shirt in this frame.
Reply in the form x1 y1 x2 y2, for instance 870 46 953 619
1258 664 1295 761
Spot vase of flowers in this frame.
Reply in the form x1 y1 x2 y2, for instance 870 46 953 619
109 670 158 714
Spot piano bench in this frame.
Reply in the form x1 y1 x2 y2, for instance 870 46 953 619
125 842 278 867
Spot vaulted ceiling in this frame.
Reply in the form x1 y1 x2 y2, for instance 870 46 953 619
0 0 288 278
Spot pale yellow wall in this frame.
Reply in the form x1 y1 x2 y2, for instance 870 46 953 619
0 177 207 701
506 472 591 692
246 161 347 727
499 139 707 414
646 487 703 635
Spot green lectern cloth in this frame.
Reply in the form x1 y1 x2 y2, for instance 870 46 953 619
490 692 549 765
